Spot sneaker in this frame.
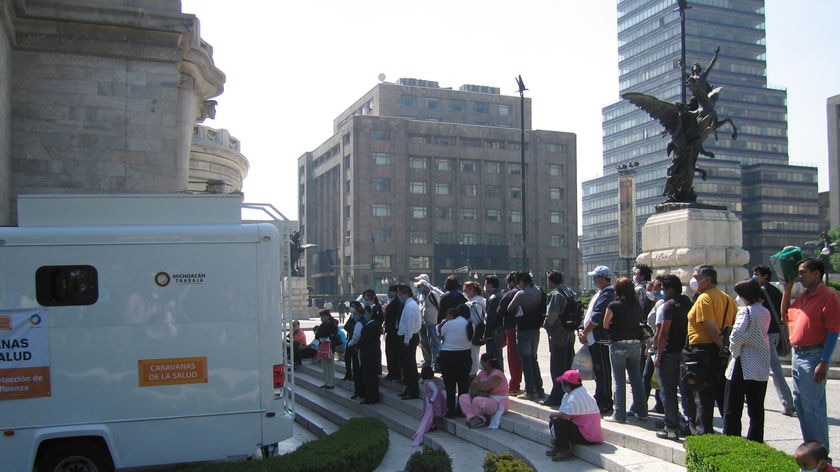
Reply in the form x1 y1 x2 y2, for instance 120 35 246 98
545 449 561 457
516 392 534 401
782 408 796 417
627 410 637 417
508 389 524 396
656 428 679 440
603 415 626 424
467 416 486 428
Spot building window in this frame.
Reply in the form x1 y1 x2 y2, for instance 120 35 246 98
373 152 391 165
461 233 478 245
345 205 351 219
411 206 428 219
409 181 427 194
436 158 452 171
409 156 428 169
372 130 390 140
549 235 566 247
550 211 566 224
409 256 431 270
373 228 392 242
486 233 502 245
372 178 391 192
485 162 501 174
345 230 352 246
450 100 465 112
509 187 522 199
372 204 391 217
550 187 565 200
460 159 477 171
484 185 501 198
409 231 429 244
508 234 522 247
461 184 478 197
474 102 488 114
509 210 522 223
549 164 565 176
435 135 455 146
509 163 522 175
434 183 451 195
343 133 351 145
426 99 439 109
435 208 452 220
373 255 391 269
462 208 477 221
400 95 417 107
486 209 501 222
436 232 454 244
546 143 567 153
498 104 512 116
460 138 481 148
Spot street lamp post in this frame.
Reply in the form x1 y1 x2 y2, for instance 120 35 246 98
617 161 639 277
515 75 528 270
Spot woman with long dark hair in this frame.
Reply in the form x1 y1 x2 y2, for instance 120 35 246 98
438 304 473 417
602 277 647 423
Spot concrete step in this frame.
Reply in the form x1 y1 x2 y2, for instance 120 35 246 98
297 363 680 471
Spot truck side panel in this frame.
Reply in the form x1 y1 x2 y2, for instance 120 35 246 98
0 223 292 470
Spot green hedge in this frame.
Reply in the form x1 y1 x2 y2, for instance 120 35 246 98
483 452 535 472
405 445 452 472
685 435 797 472
176 417 389 472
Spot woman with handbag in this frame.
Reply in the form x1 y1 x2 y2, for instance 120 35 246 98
459 353 509 429
602 277 648 423
723 279 771 443
313 309 338 389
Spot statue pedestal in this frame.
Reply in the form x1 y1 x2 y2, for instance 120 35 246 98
286 276 316 320
636 208 749 293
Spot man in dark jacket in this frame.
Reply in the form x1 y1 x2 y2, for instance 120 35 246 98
507 271 546 400
383 285 404 381
498 271 523 394
483 274 504 370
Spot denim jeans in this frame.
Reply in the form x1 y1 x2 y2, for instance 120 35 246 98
658 350 682 431
424 323 441 368
792 347 829 451
767 332 794 411
516 328 543 395
609 341 647 422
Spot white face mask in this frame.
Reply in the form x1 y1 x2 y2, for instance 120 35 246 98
689 277 699 292
735 295 745 307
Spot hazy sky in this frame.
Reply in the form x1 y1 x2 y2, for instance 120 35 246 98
181 0 839 221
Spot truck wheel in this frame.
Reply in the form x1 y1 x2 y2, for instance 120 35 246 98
38 440 114 472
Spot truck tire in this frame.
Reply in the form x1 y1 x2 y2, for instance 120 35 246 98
37 439 114 472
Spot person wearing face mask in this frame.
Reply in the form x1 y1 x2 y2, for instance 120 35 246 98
683 265 737 435
753 264 795 417
414 275 443 372
346 301 365 398
578 266 616 415
643 276 666 415
383 285 404 382
794 441 837 472
544 369 603 462
357 289 384 404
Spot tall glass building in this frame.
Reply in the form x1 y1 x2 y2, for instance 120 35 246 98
581 0 818 282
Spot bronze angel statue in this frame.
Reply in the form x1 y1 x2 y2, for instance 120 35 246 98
622 47 737 203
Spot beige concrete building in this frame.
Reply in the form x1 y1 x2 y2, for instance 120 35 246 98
0 0 246 225
829 94 840 228
298 79 578 297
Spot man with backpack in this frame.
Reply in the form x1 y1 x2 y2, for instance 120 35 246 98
542 271 582 407
507 271 547 401
414 274 443 372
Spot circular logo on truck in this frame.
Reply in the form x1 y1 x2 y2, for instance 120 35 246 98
154 272 171 287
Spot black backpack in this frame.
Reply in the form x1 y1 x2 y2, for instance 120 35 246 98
558 287 585 331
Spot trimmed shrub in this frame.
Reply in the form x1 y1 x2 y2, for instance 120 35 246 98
483 452 535 472
685 435 797 472
405 445 452 472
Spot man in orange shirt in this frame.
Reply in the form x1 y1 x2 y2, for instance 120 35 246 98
782 258 840 456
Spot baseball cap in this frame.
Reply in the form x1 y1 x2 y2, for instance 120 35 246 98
587 265 612 279
556 369 582 385
413 274 430 283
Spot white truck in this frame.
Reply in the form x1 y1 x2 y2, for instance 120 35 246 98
0 194 295 471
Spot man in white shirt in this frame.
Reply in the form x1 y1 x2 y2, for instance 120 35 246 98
397 284 423 399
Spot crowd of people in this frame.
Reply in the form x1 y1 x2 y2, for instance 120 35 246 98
293 259 838 464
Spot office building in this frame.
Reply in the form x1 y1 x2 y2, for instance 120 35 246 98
581 0 819 280
298 79 578 296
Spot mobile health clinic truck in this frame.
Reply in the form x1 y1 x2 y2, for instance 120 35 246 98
0 194 295 471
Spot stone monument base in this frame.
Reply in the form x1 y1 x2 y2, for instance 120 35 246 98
636 207 749 293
